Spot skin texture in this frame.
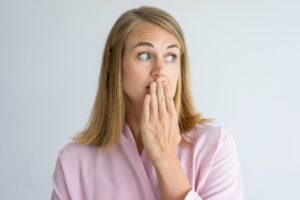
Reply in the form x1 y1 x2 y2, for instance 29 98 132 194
122 22 191 200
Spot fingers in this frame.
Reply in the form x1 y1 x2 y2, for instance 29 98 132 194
147 80 176 120
150 81 158 119
163 81 176 114
142 94 150 121
156 80 167 118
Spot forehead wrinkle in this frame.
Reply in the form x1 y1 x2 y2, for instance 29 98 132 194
126 23 181 53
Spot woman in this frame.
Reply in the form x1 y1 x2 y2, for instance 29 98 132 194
51 6 243 200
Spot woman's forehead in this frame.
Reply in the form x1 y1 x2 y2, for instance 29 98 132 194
125 22 181 50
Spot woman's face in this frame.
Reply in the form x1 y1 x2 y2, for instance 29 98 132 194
122 22 181 105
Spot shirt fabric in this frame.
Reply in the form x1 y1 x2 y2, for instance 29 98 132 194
51 123 243 200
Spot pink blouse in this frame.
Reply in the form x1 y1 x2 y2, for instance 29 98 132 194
51 123 243 200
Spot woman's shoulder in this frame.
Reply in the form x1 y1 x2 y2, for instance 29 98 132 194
56 141 99 164
187 123 233 139
183 123 237 153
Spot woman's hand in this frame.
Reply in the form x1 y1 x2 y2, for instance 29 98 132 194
140 79 181 164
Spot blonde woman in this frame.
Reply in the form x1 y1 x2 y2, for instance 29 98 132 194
51 6 243 200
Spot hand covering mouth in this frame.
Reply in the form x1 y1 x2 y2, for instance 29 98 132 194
146 80 167 89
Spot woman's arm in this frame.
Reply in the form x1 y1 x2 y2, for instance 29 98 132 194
197 129 244 200
141 80 243 200
51 150 71 200
141 80 190 199
153 152 193 200
153 128 243 200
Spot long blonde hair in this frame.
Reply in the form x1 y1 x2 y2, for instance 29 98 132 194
73 6 214 149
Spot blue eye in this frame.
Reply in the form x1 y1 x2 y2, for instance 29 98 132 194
166 54 177 62
138 52 151 61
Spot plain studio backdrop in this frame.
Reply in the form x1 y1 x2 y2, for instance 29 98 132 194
0 0 299 199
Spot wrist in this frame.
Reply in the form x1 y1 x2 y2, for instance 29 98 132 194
153 151 178 169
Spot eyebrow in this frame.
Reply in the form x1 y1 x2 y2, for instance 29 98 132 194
133 42 181 51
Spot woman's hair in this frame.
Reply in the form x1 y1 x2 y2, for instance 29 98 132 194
73 6 214 149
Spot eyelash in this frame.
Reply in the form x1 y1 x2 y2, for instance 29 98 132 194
137 52 178 62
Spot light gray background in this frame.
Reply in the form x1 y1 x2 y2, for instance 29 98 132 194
1 0 299 199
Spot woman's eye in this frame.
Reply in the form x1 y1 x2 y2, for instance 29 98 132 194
166 54 177 62
138 52 151 61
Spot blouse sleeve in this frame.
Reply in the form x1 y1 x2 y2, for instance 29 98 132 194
184 128 244 200
51 150 71 200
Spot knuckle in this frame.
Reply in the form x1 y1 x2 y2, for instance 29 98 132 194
151 96 157 102
159 96 165 102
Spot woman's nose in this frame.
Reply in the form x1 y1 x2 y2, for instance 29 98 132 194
151 59 166 78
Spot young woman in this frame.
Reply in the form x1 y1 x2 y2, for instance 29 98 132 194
51 6 243 200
